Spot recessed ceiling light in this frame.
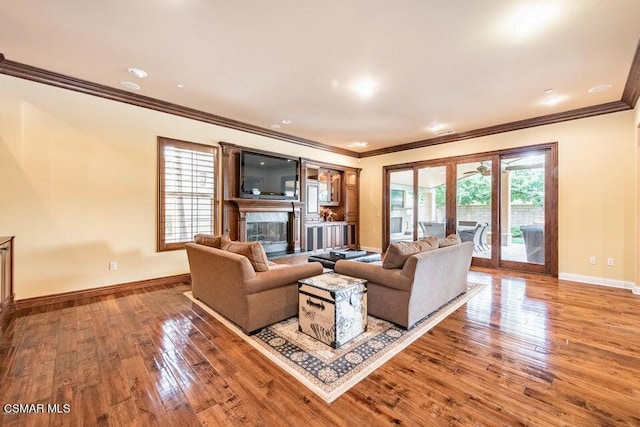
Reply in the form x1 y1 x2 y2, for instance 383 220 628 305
176 83 184 89
128 68 148 79
349 77 379 99
541 89 566 106
281 119 292 125
588 84 612 93
120 81 141 91
428 123 447 133
435 129 456 136
269 124 281 129
510 4 561 39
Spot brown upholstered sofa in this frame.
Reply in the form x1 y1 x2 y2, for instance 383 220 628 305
335 241 474 329
186 239 323 334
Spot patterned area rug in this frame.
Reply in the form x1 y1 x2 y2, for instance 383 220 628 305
184 282 485 403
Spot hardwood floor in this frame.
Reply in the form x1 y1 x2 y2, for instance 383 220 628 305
1 269 639 426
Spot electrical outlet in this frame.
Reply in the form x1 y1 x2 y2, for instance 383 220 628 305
109 261 118 271
607 258 614 267
589 256 596 265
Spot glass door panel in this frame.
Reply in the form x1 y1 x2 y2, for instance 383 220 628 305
499 153 545 264
456 160 492 259
417 165 447 238
389 169 414 243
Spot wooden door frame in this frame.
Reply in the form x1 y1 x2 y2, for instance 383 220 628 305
382 142 558 276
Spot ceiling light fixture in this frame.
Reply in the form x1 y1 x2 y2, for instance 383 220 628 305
269 124 281 129
588 84 612 93
435 129 456 136
542 89 564 106
510 4 561 40
128 68 148 79
428 123 447 133
349 77 379 99
176 83 184 89
281 119 292 124
120 81 141 91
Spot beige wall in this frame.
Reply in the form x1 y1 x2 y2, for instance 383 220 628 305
635 100 640 290
358 111 637 286
1 73 637 299
0 75 358 299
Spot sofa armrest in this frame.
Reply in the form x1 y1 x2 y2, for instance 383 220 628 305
244 262 323 294
334 260 413 292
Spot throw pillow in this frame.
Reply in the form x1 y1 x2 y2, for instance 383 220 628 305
439 234 461 248
194 233 225 248
383 240 436 269
419 235 439 248
220 236 270 272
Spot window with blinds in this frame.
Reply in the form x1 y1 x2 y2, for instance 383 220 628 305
158 137 217 251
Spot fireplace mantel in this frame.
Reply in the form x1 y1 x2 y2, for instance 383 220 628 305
225 198 304 253
227 198 305 215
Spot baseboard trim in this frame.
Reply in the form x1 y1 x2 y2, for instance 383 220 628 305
558 273 638 294
15 273 192 309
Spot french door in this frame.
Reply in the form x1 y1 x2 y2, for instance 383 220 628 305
384 143 557 276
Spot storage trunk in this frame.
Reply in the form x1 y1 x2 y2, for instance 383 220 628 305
298 273 367 348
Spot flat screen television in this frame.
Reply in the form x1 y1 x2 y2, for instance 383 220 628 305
240 151 299 199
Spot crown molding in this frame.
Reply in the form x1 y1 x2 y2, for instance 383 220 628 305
0 54 359 158
1 49 638 159
359 101 630 158
621 39 640 108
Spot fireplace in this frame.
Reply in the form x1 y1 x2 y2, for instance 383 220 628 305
246 212 288 254
224 199 303 255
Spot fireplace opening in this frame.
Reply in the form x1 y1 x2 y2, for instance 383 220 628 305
246 212 288 255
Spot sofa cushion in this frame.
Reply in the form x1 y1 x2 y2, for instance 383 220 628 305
383 240 437 269
194 233 225 248
438 234 461 248
221 236 270 272
419 235 439 248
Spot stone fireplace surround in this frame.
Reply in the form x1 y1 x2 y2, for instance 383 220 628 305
224 199 303 255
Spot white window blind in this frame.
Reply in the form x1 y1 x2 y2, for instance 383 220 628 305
159 138 216 250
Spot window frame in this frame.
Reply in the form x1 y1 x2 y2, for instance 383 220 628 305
157 137 218 251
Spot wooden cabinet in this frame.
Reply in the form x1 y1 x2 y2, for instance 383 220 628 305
301 159 361 252
318 169 342 205
306 180 320 221
0 236 15 327
305 222 350 253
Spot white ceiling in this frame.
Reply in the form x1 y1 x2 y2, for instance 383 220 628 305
1 0 639 153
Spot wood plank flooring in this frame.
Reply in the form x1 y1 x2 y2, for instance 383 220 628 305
1 268 639 426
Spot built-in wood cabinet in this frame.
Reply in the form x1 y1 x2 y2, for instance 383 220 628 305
218 142 361 256
301 159 361 252
0 236 15 329
304 221 356 253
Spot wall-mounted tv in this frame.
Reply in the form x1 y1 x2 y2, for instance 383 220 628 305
240 151 299 200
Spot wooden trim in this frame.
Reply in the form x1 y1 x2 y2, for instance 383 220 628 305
157 137 218 251
2 49 638 158
15 273 191 310
622 39 640 108
360 101 630 157
0 54 358 158
382 143 559 276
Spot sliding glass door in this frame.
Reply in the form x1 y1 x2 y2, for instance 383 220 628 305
383 144 557 276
